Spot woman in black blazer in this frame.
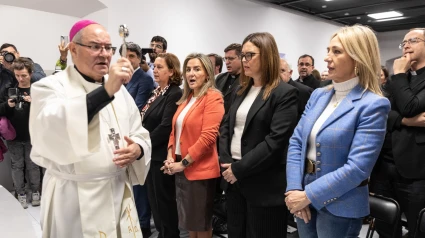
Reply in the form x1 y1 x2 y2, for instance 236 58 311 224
219 32 298 238
141 53 182 238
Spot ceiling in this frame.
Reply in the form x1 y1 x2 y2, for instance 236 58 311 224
257 0 425 32
0 0 106 18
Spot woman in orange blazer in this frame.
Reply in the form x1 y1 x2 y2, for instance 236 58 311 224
161 53 224 238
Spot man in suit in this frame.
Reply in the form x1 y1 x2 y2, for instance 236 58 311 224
215 43 242 114
120 42 154 110
295 54 321 89
374 28 425 238
280 58 312 120
119 42 154 237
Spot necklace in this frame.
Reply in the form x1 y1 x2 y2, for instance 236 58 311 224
333 94 342 108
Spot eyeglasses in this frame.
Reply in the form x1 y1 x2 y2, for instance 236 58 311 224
223 56 239 62
399 37 425 49
240 52 260 61
298 62 312 67
150 43 163 50
75 42 113 53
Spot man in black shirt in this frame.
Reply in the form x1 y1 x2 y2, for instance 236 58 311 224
295 54 321 89
0 58 40 209
279 58 312 120
372 28 425 238
216 43 242 114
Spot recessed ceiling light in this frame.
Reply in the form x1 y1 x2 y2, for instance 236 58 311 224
368 11 403 20
344 13 350 16
375 16 406 22
357 17 361 19
322 5 327 8
325 0 332 2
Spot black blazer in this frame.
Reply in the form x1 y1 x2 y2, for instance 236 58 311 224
219 80 298 207
142 84 182 162
288 78 313 120
387 67 425 179
296 74 321 89
215 72 240 114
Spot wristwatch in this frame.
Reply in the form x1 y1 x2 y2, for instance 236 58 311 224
181 158 190 167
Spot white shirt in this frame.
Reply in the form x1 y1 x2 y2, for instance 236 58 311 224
307 77 359 161
231 86 262 160
175 97 197 155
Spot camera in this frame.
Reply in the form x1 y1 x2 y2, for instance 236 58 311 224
8 88 25 110
141 48 154 55
0 52 15 63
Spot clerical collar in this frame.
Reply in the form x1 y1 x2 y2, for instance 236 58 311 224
410 65 425 76
74 65 105 84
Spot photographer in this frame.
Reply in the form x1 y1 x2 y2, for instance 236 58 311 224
0 51 17 103
0 43 46 82
0 58 40 209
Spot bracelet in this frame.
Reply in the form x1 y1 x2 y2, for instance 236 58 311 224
60 58 67 64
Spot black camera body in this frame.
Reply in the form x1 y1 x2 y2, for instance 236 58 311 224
141 48 154 55
1 52 16 63
8 88 25 110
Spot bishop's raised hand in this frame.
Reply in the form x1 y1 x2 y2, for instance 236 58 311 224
105 57 134 97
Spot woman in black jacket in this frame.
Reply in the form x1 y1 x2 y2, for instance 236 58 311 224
141 53 182 238
219 32 298 238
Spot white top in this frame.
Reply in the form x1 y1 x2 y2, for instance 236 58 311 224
307 77 359 161
175 96 197 155
231 86 262 160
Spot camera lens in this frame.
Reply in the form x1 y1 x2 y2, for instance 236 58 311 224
4 52 15 63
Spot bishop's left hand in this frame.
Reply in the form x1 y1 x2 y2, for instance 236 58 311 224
113 136 142 168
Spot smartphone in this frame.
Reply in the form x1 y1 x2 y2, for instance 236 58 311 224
8 88 18 102
60 35 69 46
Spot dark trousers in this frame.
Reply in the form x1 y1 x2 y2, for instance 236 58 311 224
146 161 179 238
226 183 287 238
370 159 425 238
8 141 40 195
133 184 152 229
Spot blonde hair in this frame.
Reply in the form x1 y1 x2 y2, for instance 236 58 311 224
177 53 221 105
238 32 281 100
331 24 382 96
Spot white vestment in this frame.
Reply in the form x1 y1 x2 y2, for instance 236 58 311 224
29 66 151 238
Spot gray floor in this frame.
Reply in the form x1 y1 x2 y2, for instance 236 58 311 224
25 205 376 238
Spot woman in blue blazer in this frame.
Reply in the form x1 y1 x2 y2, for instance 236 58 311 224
285 25 391 238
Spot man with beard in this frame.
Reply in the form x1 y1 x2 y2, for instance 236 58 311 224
148 36 167 70
295 54 320 89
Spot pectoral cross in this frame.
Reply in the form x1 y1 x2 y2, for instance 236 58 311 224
108 128 120 150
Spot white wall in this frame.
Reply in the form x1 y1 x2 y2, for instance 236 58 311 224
0 5 79 72
99 0 342 77
1 0 343 75
377 29 405 66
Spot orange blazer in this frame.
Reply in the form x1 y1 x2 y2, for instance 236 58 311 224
168 89 224 181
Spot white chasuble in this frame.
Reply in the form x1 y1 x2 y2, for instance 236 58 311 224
29 66 151 238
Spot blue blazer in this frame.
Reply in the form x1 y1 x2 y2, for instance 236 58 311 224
286 84 390 218
125 68 154 110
